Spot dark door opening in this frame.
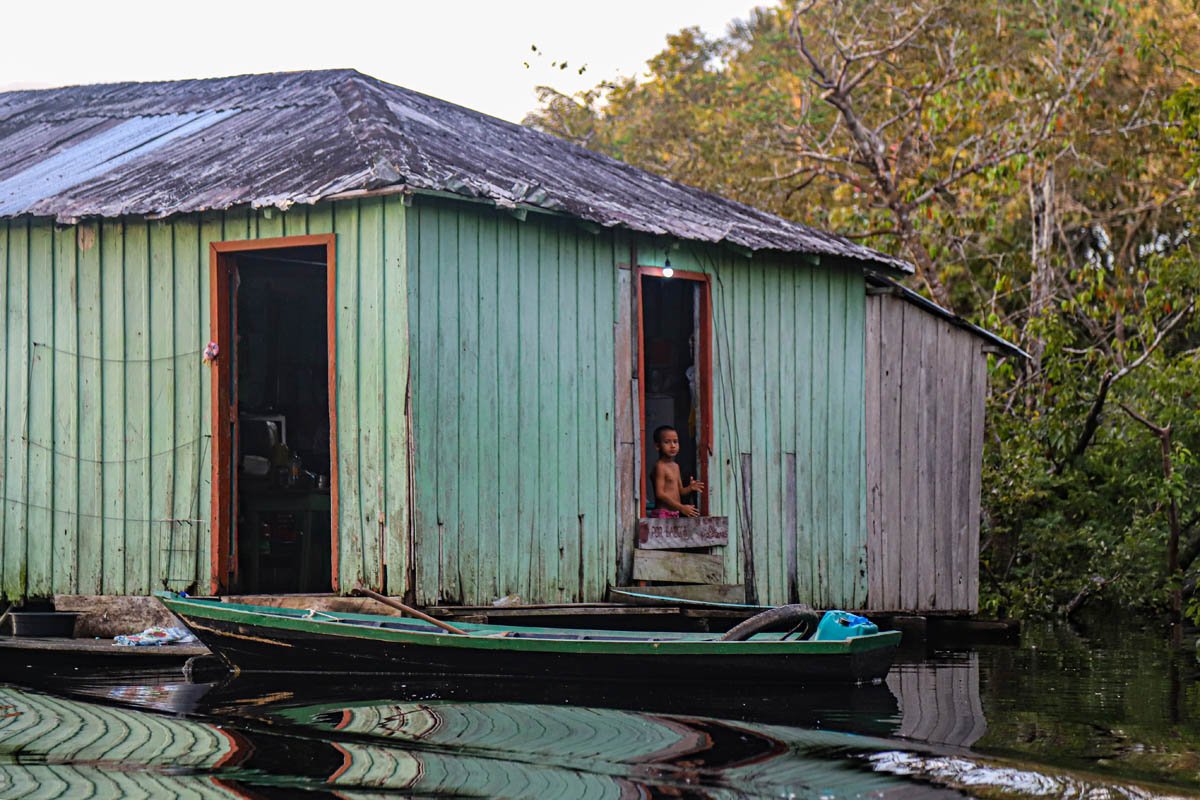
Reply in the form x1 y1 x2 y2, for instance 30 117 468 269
211 237 337 594
638 269 712 516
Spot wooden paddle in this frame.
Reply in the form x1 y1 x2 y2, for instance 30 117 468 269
352 586 469 636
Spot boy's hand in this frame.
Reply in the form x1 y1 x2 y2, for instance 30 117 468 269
685 477 705 494
681 505 700 518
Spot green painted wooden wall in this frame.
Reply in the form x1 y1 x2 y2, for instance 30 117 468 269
636 244 868 609
406 200 619 605
1 191 865 607
0 197 411 600
405 198 866 608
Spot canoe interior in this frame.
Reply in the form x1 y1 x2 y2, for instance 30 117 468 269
161 594 897 645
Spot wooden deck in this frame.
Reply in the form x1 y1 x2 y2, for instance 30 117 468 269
0 635 208 665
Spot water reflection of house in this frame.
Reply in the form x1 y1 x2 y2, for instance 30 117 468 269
296 699 929 797
0 684 941 798
0 70 1022 613
0 686 247 799
887 652 988 748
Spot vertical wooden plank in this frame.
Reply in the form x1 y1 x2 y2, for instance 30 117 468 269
123 220 151 595
473 209 499 601
282 206 309 239
171 219 200 592
785 451 798 603
731 255 752 588
334 201 364 591
569 233 592 600
357 197 386 590
76 223 104 594
149 221 175 591
495 215 521 597
739 453 757 604
898 302 921 611
557 228 580 601
934 322 957 609
196 212 223 590
826 269 845 606
967 344 987 613
410 203 438 603
613 266 635 586
455 206 481 603
748 263 769 604
223 208 250 242
879 294 905 611
26 221 54 596
918 312 938 610
951 332 974 610
843 271 867 608
865 294 883 609
434 204 461 601
516 219 540 598
382 196 411 597
52 226 79 593
809 267 831 607
256 208 284 240
762 263 783 603
308 203 334 236
0 222 8 590
1 221 26 599
779 263 798 605
536 222 560 601
591 234 617 600
794 258 814 605
99 221 126 594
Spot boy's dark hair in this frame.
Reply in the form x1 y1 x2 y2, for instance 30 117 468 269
653 425 676 445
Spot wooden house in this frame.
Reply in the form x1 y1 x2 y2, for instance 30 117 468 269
0 70 1016 612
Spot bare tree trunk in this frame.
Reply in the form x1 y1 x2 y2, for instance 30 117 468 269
1027 166 1056 370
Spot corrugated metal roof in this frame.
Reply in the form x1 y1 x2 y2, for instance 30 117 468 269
0 69 912 273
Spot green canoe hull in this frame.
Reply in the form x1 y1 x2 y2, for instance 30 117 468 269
161 595 901 684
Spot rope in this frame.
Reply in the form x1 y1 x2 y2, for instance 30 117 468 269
32 341 205 364
21 434 210 464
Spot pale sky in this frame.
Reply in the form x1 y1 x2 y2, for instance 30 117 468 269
1 1 764 123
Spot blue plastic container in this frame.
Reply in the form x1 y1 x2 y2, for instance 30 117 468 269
813 610 879 641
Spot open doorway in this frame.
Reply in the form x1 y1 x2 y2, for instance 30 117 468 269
210 236 337 594
638 267 712 516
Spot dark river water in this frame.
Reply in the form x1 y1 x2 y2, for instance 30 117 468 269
0 619 1197 798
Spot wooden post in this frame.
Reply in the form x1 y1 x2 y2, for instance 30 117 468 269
615 264 637 586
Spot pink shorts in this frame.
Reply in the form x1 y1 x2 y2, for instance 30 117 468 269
649 508 680 519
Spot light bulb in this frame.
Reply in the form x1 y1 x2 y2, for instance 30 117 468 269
663 266 674 278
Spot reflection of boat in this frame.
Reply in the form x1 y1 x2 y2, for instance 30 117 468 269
160 594 901 683
201 671 903 736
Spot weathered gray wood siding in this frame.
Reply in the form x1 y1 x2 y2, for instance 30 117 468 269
625 244 869 609
0 198 411 600
865 291 985 613
406 199 619 605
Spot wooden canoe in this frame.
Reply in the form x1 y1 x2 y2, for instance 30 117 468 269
158 594 901 684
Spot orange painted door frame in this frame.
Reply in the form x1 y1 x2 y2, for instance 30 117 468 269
208 234 339 594
636 266 714 517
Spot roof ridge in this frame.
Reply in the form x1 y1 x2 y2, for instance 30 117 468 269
328 73 405 189
0 68 363 100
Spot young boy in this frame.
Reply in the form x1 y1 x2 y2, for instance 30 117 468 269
650 425 705 518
